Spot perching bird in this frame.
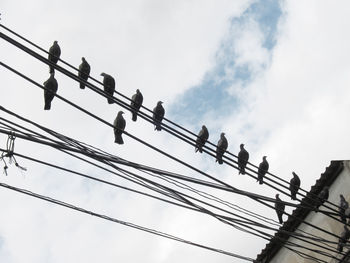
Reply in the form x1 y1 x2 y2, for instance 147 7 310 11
130 89 143 121
275 194 285 224
339 194 349 223
315 186 329 212
216 132 228 164
289 172 301 200
43 73 58 110
100 73 115 104
48 40 61 73
238 144 249 175
78 57 90 89
337 225 350 252
153 101 165 131
195 125 209 153
257 156 269 184
113 111 126 144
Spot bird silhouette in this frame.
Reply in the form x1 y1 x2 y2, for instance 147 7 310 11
113 111 126 144
257 156 269 184
48 40 61 73
100 73 115 104
43 73 58 110
78 57 90 89
216 132 228 164
275 194 285 224
289 172 301 200
153 101 165 131
238 144 249 175
195 125 209 153
130 89 143 121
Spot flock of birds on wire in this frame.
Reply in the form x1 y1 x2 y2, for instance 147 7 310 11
43 41 350 251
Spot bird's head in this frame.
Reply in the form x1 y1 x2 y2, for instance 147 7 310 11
292 171 297 177
220 132 225 138
82 57 86 62
263 156 267 161
100 72 106 77
157 101 163 106
136 89 140 93
202 125 207 130
54 40 58 45
240 143 244 149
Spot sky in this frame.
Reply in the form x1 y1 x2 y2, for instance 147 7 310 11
1 0 350 262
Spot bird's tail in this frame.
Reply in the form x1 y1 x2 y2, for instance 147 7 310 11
107 97 114 104
44 102 51 110
132 111 137 122
216 155 223 164
291 193 296 200
239 167 245 175
154 122 162 131
49 65 54 74
258 176 263 185
114 134 124 145
278 214 283 224
80 82 85 89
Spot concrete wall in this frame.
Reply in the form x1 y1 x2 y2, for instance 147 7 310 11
269 161 350 263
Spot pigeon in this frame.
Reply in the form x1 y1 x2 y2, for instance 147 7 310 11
275 194 285 224
289 172 301 200
315 186 329 212
216 132 228 164
339 194 349 223
48 40 61 73
337 225 350 252
100 73 115 104
195 125 209 153
43 73 58 110
130 89 143 121
257 156 269 184
113 111 126 144
238 144 249 175
78 57 90 89
153 101 165 131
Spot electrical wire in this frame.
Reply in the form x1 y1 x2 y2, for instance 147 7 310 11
0 61 344 243
0 24 343 215
0 24 339 217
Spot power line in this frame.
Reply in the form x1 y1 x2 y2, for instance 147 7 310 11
0 23 343 217
0 181 255 262
0 118 344 258
0 61 344 243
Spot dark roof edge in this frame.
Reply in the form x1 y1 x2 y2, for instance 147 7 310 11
255 160 345 263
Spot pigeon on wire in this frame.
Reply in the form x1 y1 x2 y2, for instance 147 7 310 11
195 125 209 153
315 186 329 212
337 225 350 252
275 194 285 224
238 144 249 175
153 101 165 131
100 73 115 104
113 111 126 144
257 156 269 184
43 73 58 110
216 132 228 164
48 40 61 73
339 194 349 223
289 172 301 200
130 89 143 121
78 57 90 89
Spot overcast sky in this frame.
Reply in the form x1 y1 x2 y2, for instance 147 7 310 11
1 0 350 262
